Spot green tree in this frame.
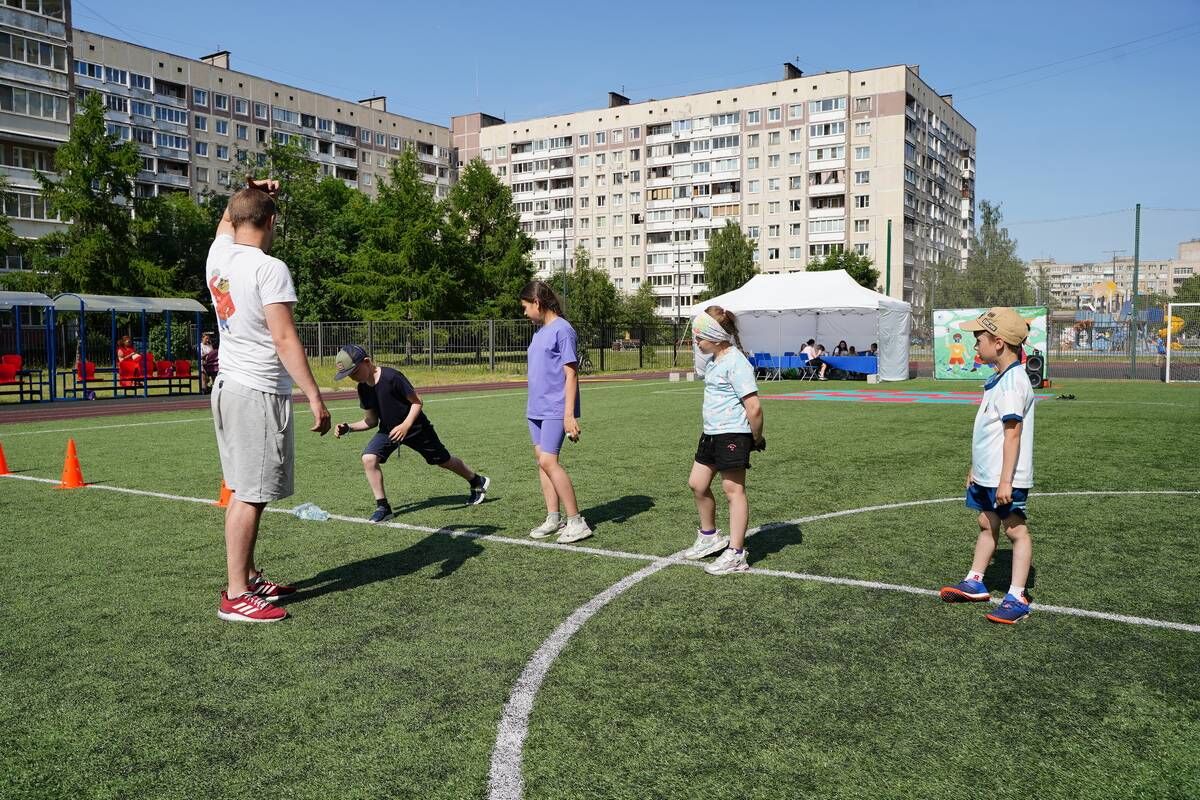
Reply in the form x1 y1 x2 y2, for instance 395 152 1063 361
134 192 212 300
700 219 756 301
444 158 534 319
806 249 880 290
961 200 1031 307
558 244 620 324
329 149 456 320
1172 274 1200 336
620 280 658 325
34 92 174 295
0 173 15 255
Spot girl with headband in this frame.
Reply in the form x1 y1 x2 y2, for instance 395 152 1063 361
684 306 765 575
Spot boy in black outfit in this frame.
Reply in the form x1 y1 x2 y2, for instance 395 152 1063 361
333 344 489 522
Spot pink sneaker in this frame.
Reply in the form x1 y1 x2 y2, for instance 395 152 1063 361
218 590 288 623
249 572 296 603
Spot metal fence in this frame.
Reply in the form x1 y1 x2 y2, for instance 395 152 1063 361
295 319 695 376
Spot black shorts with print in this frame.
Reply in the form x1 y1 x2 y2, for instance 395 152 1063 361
695 432 754 471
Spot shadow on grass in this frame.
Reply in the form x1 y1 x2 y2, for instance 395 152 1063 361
983 549 1037 594
389 493 480 515
747 523 804 565
581 494 655 529
284 526 496 605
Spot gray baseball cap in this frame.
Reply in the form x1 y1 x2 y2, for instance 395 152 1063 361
334 344 369 380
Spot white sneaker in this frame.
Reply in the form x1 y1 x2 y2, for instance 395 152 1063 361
557 516 593 544
683 529 729 559
705 547 750 575
529 515 564 539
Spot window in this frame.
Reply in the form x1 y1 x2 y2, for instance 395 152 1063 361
767 201 780 214
854 194 870 208
236 124 248 140
854 170 870 185
318 118 332 132
788 151 802 166
362 173 372 187
133 127 153 145
578 133 589 146
768 154 780 168
767 248 780 260
194 115 207 131
711 112 739 126
273 106 299 125
854 121 871 136
767 178 780 191
595 131 606 145
131 73 151 91
767 131 781 145
748 179 760 194
194 141 208 156
809 145 845 162
216 145 229 160
0 85 68 122
104 66 127 85
234 97 248 115
789 128 803 142
196 166 208 183
746 157 759 170
808 97 847 114
790 223 804 236
2 191 59 221
746 110 760 124
105 122 130 141
376 132 386 147
362 151 371 164
789 176 804 190
855 146 870 160
789 247 803 259
216 119 228 136
854 243 870 255
854 219 870 232
193 88 208 106
155 106 188 125
809 218 845 234
854 97 872 113
768 224 780 237
747 203 759 215
214 93 228 111
104 94 128 113
154 133 188 151
788 103 803 119
3 33 67 70
391 136 400 150
809 121 845 137
253 102 267 120
747 133 760 148
767 107 781 122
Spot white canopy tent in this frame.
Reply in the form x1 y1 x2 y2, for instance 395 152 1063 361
702 270 913 381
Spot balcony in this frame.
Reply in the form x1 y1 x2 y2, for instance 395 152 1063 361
146 172 191 188
807 182 845 196
808 206 846 220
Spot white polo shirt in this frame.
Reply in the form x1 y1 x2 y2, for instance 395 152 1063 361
971 361 1036 488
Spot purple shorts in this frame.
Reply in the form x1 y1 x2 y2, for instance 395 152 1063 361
527 417 567 455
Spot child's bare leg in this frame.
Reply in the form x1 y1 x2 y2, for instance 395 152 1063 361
437 455 476 481
721 469 748 549
533 446 558 514
688 461 718 531
969 511 1001 576
362 453 386 501
1002 515 1032 594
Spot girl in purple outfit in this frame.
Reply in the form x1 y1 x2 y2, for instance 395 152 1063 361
519 281 593 543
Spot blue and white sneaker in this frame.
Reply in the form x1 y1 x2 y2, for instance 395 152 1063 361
986 593 1032 625
939 579 990 603
369 506 394 524
468 475 490 506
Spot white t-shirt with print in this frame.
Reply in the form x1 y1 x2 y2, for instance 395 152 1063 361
971 362 1036 488
206 234 297 395
702 348 758 435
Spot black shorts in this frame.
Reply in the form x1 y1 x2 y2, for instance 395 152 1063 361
363 423 451 466
695 433 753 471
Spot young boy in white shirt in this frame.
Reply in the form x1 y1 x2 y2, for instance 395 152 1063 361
939 307 1037 624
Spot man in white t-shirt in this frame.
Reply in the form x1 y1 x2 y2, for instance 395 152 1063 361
207 179 331 623
939 306 1038 625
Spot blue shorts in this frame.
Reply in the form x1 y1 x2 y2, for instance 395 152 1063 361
966 482 1029 520
527 417 567 455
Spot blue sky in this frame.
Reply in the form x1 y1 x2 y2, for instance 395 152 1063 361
78 0 1200 263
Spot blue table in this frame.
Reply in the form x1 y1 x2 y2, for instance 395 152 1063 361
822 355 878 375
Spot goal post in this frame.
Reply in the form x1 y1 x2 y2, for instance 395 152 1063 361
1165 303 1200 383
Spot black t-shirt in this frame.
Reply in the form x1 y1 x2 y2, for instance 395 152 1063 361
358 367 430 432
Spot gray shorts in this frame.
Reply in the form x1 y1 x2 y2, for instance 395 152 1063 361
211 375 294 503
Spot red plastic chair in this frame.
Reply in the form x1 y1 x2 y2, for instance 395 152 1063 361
77 361 97 381
0 363 17 385
156 359 174 378
1 354 22 371
118 359 141 387
173 360 191 377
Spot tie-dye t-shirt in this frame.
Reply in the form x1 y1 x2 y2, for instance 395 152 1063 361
701 348 758 434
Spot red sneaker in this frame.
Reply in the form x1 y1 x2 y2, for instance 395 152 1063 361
249 571 296 603
218 590 288 623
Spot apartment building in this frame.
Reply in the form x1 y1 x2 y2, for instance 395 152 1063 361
71 30 453 203
456 62 975 316
0 0 72 269
1030 239 1200 310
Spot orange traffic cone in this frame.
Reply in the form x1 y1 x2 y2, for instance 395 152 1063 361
0 441 10 476
214 479 233 507
56 438 86 489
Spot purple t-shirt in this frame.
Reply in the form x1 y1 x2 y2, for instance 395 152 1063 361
526 317 581 419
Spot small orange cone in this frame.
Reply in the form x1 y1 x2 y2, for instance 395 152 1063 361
0 441 10 476
55 438 86 489
214 479 233 507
